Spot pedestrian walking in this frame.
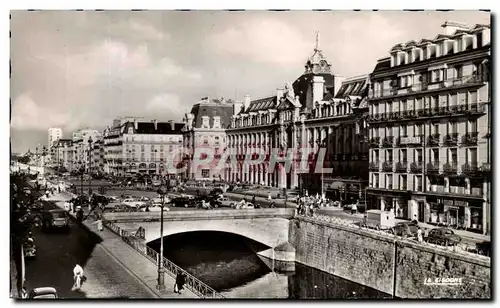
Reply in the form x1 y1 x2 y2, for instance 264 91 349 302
351 203 357 215
174 271 186 294
94 216 103 232
417 228 423 243
72 264 85 291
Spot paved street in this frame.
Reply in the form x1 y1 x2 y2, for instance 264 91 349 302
16 178 156 298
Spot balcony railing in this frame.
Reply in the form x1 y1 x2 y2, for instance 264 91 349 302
427 133 441 146
399 135 423 147
369 161 380 171
443 162 458 174
426 162 440 173
367 102 487 124
371 75 486 99
461 132 479 145
382 136 394 147
369 137 381 148
382 161 394 172
395 161 408 173
462 163 479 175
410 161 423 173
443 133 459 146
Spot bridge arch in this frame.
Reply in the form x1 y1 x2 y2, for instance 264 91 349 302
143 218 290 248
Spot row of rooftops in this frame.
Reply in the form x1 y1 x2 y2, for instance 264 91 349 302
390 22 490 52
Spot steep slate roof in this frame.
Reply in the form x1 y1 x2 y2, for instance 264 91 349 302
334 76 369 98
123 121 185 134
244 96 277 113
190 101 234 129
292 73 336 106
373 58 391 72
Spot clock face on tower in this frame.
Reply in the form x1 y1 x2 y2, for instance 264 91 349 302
320 60 327 68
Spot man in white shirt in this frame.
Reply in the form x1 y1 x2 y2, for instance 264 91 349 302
72 264 84 291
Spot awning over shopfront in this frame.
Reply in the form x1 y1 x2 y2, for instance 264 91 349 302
330 181 345 189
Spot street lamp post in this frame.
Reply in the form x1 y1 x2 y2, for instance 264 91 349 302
79 163 84 196
88 137 93 196
156 182 168 291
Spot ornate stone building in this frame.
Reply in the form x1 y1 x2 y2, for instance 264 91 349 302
224 34 369 197
182 97 234 180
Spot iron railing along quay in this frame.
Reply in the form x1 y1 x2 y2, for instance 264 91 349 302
103 220 225 299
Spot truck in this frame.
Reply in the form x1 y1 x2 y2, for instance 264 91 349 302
361 209 395 231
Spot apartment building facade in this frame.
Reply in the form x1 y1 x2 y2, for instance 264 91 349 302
92 138 105 174
366 21 491 235
183 97 234 180
70 128 102 173
300 74 370 201
103 118 185 176
53 138 72 171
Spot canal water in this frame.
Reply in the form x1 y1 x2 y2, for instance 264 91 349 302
148 231 391 299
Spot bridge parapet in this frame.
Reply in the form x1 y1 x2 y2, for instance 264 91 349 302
102 208 295 223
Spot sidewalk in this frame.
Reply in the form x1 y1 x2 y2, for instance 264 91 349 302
49 193 197 299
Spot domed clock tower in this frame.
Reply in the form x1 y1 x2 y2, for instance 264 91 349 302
304 32 332 74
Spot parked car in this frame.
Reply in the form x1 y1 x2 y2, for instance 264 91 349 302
426 228 461 246
215 196 235 208
392 220 419 237
475 241 491 256
23 240 37 259
171 197 194 208
28 287 58 299
209 188 224 197
41 209 70 232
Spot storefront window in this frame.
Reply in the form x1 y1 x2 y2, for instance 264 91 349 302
469 204 483 233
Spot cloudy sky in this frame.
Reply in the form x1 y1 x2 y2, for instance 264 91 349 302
10 10 490 153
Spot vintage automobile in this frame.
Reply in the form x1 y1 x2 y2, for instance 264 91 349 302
392 220 419 238
171 196 195 208
22 187 32 195
41 209 70 232
361 210 395 231
215 196 234 208
475 241 491 256
426 228 461 246
23 239 37 259
28 287 58 299
231 200 255 209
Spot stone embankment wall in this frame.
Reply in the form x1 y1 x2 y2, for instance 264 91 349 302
289 216 396 295
395 240 490 299
289 216 491 299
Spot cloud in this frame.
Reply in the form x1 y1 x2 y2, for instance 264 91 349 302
145 93 184 116
11 93 70 130
209 18 311 67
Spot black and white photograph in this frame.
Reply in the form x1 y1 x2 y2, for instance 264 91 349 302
9 7 492 300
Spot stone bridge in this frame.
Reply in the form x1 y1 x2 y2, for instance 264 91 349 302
102 208 295 249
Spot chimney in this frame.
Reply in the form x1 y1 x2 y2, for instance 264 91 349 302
276 88 284 100
243 95 251 111
441 21 469 36
187 113 194 128
134 119 138 130
153 119 158 130
312 76 325 104
168 120 175 131
233 101 243 116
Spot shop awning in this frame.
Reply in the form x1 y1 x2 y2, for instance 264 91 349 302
330 181 345 189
